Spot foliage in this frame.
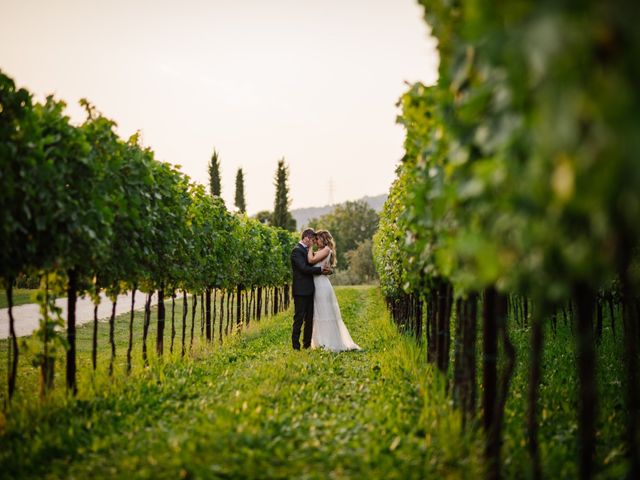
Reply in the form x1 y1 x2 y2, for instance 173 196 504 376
0 70 299 399
344 239 377 282
208 149 222 197
333 239 378 285
0 71 35 285
253 210 272 225
24 278 67 354
0 70 294 297
311 200 379 270
271 158 296 232
372 165 414 300
373 1 640 477
376 0 640 301
234 167 246 213
274 228 298 284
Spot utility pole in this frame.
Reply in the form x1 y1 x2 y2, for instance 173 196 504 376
328 178 335 205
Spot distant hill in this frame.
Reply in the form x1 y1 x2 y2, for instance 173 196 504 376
291 193 387 230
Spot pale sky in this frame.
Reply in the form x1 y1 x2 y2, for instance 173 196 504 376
1 0 438 215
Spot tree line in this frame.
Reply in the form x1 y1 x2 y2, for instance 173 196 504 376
373 1 639 479
0 70 297 403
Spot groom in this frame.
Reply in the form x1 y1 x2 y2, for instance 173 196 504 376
290 228 331 350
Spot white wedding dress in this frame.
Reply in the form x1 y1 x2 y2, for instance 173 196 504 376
311 252 361 352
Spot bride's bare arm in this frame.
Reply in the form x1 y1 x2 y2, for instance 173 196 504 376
308 246 330 264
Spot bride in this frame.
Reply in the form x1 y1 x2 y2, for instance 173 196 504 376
307 230 361 352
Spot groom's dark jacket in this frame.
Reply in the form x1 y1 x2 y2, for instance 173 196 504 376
291 243 322 296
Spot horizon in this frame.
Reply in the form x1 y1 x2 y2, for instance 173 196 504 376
288 192 386 213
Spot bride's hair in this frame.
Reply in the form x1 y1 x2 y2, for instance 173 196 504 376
316 230 337 267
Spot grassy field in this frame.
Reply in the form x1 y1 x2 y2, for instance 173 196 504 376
0 287 479 479
499 316 627 478
0 286 627 478
0 289 37 309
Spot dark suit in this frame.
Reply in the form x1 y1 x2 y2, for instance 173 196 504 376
291 243 322 349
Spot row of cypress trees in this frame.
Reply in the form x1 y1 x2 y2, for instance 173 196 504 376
208 150 295 231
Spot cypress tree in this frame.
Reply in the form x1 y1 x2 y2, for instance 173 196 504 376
272 158 296 231
234 168 246 213
208 149 221 197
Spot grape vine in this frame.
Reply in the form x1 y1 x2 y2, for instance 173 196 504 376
0 70 297 400
374 2 640 478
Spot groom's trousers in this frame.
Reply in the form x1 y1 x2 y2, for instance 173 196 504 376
292 294 314 349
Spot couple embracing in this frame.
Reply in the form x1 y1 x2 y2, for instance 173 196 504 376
290 228 360 352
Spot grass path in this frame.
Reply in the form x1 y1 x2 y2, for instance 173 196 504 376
0 286 478 479
0 289 36 309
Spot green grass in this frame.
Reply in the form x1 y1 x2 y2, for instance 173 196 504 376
0 289 37 309
500 320 627 479
0 287 627 478
0 287 480 479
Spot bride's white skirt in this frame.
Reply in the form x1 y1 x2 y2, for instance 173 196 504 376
311 275 361 352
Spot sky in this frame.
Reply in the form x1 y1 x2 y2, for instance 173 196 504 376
0 0 439 215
